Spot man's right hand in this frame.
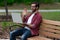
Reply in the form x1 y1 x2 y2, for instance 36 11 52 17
22 8 27 17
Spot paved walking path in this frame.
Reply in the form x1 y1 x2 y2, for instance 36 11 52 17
0 9 60 12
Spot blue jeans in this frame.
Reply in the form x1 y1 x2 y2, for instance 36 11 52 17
10 28 32 40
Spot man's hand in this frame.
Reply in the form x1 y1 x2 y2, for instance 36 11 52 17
20 23 34 28
20 23 27 26
22 8 27 17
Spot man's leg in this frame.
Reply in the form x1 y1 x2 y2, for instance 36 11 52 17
21 29 32 40
10 28 25 40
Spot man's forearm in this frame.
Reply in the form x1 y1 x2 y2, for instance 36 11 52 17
21 23 33 28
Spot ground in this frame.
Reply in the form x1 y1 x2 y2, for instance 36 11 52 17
0 25 9 39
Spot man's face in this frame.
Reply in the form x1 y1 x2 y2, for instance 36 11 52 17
31 4 37 12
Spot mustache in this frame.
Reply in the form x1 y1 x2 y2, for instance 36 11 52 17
32 9 36 13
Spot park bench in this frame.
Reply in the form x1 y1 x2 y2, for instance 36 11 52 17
9 13 60 40
9 19 60 40
27 19 60 40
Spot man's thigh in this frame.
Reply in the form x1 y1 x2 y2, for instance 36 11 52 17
10 28 26 36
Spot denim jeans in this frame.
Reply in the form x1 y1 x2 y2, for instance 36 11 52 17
10 28 32 40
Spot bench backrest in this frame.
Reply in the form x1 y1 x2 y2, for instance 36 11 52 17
39 19 60 39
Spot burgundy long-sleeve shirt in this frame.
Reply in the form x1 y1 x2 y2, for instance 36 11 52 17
23 12 42 36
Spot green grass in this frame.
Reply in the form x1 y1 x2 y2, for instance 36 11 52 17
40 12 60 21
0 22 22 31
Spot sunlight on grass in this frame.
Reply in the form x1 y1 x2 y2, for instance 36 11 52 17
0 22 22 31
41 12 60 21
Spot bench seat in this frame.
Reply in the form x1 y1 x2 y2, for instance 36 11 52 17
28 36 52 40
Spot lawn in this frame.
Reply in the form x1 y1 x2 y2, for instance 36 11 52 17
40 12 60 21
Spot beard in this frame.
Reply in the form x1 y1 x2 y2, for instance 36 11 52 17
32 9 36 13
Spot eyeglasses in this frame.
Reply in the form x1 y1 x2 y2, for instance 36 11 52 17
31 6 36 7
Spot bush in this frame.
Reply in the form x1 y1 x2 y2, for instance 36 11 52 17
41 0 54 4
0 0 59 6
0 0 4 6
23 0 33 5
7 0 14 5
0 0 14 6
15 0 23 4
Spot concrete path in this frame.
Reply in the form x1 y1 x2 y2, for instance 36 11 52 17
0 9 60 12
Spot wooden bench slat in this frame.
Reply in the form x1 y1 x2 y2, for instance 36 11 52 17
28 36 52 40
40 27 60 34
43 19 60 26
41 24 60 30
40 31 60 39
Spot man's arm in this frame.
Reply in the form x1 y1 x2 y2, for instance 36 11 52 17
21 23 33 27
21 15 42 28
21 8 28 22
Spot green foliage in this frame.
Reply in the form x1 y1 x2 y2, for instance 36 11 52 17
0 0 59 6
1 22 14 31
0 0 14 6
41 0 54 4
2 21 8 31
0 0 4 6
1 22 22 31
0 2 4 6
23 0 33 5
7 0 14 5
59 0 60 2
15 0 23 4
44 0 51 3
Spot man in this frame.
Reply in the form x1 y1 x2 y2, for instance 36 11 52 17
10 2 42 40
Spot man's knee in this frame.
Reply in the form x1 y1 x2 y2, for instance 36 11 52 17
10 30 16 36
10 30 17 35
21 35 27 40
10 32 14 36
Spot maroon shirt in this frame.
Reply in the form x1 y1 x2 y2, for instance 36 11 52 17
23 12 42 35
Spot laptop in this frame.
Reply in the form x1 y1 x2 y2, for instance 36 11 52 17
11 13 23 23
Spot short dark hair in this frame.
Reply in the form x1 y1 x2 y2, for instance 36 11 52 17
32 2 40 9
